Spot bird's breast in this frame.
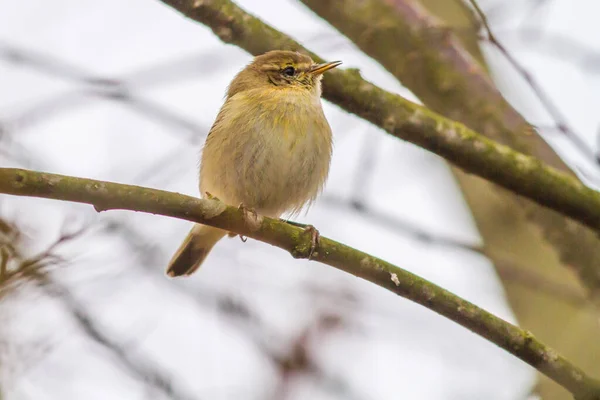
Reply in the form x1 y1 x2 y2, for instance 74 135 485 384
200 89 333 216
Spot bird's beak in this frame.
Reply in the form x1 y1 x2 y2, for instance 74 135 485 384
309 60 342 76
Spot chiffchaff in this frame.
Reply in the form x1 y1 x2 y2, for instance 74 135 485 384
166 50 341 277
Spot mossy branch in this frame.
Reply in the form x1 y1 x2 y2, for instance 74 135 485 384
0 167 599 398
297 0 600 302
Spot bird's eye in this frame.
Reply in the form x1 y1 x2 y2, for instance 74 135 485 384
282 66 295 77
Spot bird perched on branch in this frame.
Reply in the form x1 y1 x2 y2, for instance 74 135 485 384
166 50 341 277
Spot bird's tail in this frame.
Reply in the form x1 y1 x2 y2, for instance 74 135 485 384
166 224 226 277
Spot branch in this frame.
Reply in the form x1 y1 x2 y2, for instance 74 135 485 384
158 0 600 300
37 273 197 400
0 167 599 398
464 0 594 161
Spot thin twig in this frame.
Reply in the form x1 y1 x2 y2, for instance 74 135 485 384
0 44 206 137
467 0 597 164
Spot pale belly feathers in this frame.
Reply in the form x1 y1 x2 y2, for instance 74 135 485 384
199 88 332 218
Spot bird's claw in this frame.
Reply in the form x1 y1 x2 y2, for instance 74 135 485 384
237 203 259 242
303 225 320 259
238 203 257 217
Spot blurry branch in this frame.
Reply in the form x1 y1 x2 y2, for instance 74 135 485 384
500 27 600 77
35 273 198 400
269 312 362 400
322 195 480 252
0 42 220 90
1 168 599 399
484 0 554 30
0 210 194 399
348 132 379 208
293 0 600 303
4 224 197 399
0 219 22 290
492 257 587 307
466 0 595 163
0 219 78 395
0 217 79 296
0 43 206 138
7 89 204 137
162 0 600 301
322 195 588 307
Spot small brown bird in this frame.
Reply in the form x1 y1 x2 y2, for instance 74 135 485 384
166 50 341 277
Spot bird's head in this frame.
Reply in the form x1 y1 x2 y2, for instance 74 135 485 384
227 50 341 98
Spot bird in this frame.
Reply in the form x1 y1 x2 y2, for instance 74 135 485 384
166 50 341 277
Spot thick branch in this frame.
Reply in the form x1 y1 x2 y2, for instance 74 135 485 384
0 167 599 398
296 0 600 302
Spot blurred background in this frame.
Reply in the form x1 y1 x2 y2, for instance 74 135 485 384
0 0 599 399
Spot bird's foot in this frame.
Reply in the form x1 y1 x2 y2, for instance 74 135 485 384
238 203 258 219
282 219 320 259
303 224 320 260
237 203 260 242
